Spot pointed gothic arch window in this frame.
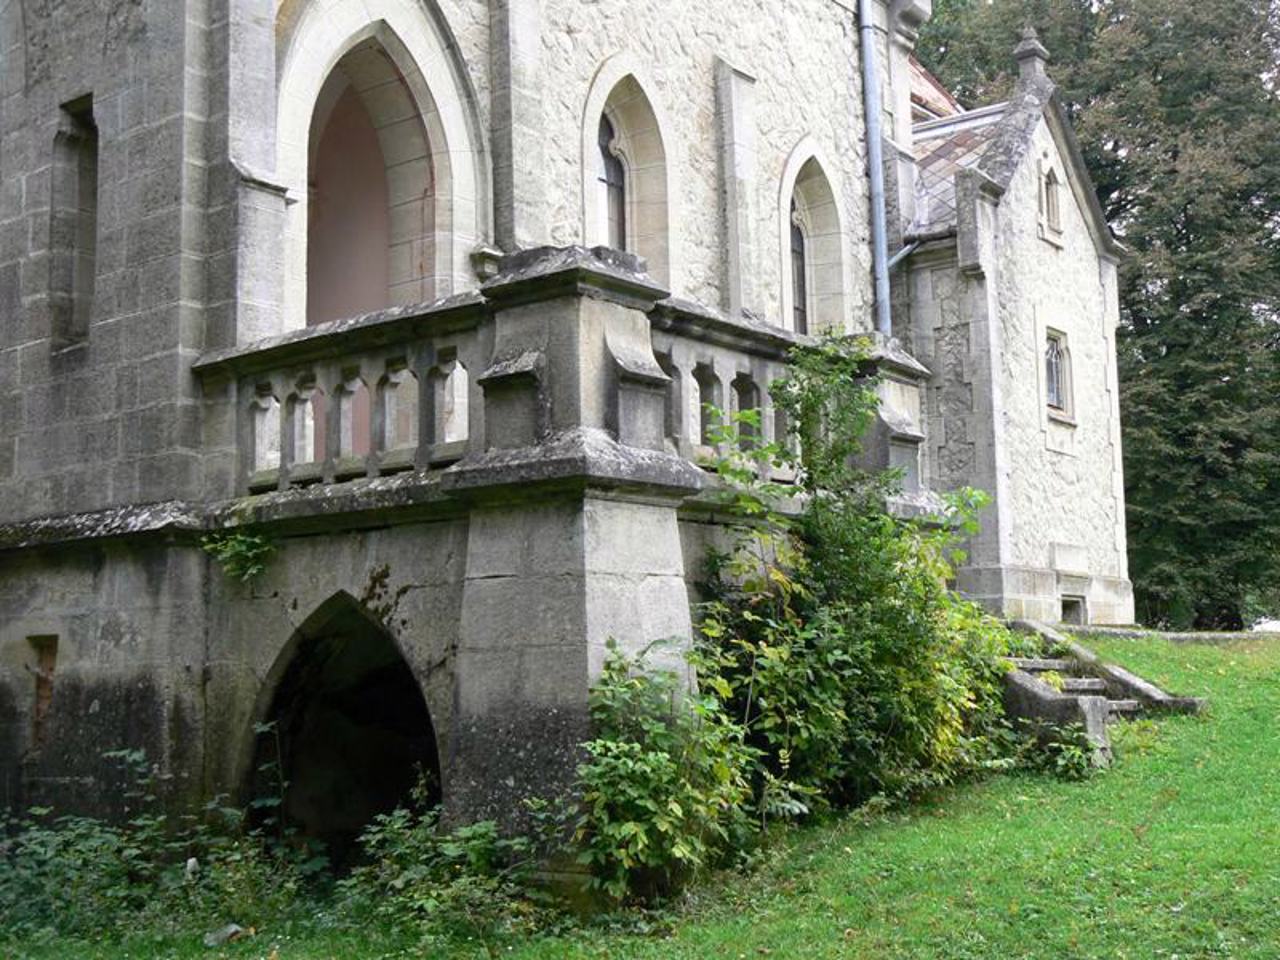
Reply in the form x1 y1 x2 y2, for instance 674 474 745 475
783 154 842 334
582 69 671 283
1044 167 1062 233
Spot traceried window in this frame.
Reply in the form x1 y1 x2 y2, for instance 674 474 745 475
790 200 808 335
596 114 627 251
1045 331 1069 413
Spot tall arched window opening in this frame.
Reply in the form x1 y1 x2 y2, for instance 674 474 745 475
1044 168 1061 232
596 115 627 251
276 3 490 335
790 200 808 335
782 154 844 335
582 69 671 283
301 37 436 327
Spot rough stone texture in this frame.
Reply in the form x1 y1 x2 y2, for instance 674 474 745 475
536 0 874 322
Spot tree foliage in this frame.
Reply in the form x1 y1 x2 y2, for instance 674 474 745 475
918 0 1280 628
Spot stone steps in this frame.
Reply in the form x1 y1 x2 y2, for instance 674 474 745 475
1062 677 1108 694
1009 657 1074 673
1003 621 1209 769
1107 699 1142 718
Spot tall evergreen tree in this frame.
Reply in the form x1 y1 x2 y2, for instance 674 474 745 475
917 0 1280 628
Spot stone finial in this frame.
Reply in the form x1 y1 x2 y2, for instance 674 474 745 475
1014 26 1051 81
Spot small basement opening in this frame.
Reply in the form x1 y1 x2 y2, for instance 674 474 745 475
250 599 439 868
1060 595 1088 626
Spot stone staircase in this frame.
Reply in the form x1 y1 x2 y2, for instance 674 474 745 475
1003 622 1206 765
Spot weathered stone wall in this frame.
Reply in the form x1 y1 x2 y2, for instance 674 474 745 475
992 119 1130 618
2 0 884 526
537 0 874 322
0 539 208 815
0 0 209 524
909 113 1132 624
0 513 470 818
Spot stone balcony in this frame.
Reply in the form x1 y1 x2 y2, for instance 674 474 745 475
192 246 808 508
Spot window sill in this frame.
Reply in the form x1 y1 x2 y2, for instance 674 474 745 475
1038 221 1065 249
1047 408 1077 428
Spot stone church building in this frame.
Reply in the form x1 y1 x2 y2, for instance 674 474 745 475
0 0 1133 837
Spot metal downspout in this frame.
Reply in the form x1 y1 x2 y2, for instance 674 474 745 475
858 0 893 337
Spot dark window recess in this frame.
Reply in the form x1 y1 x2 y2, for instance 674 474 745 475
598 114 626 251
732 374 760 451
790 200 808 334
49 96 99 349
1061 596 1087 626
29 635 58 749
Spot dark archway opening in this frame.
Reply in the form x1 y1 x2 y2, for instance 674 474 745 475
251 601 440 869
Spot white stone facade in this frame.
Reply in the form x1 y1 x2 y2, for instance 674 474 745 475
904 38 1134 624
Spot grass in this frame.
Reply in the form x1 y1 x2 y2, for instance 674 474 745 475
9 633 1280 959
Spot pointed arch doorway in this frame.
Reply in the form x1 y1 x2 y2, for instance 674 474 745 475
249 594 441 866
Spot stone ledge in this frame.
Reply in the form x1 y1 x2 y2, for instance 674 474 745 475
192 293 486 378
481 245 669 312
0 501 206 552
650 296 804 360
441 427 705 500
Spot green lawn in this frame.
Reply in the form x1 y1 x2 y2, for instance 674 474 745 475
12 634 1280 959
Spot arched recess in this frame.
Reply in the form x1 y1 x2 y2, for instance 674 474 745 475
0 0 25 100
581 55 678 289
246 592 442 866
779 139 847 335
276 0 488 330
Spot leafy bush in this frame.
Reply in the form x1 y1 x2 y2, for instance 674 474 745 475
1017 721 1097 782
202 530 275 581
696 336 1041 810
0 750 312 946
573 644 755 903
338 785 559 953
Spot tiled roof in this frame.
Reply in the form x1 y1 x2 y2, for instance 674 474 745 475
911 106 1006 234
909 56 963 121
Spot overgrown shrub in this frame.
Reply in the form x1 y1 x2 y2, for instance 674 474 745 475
338 784 560 953
0 750 313 945
695 336 1040 811
573 644 755 902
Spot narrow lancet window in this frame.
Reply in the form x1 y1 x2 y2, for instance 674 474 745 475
1044 168 1062 233
597 115 626 251
790 200 808 335
50 96 99 348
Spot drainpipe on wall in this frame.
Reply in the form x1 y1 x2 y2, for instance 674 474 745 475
858 0 894 338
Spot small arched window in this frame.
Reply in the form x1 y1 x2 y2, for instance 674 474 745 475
1042 167 1062 234
790 200 808 335
596 114 627 251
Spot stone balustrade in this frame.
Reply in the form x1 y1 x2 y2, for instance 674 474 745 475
191 248 827 501
649 298 799 468
192 293 490 494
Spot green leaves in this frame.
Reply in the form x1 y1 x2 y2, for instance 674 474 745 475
573 643 755 903
201 530 276 582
